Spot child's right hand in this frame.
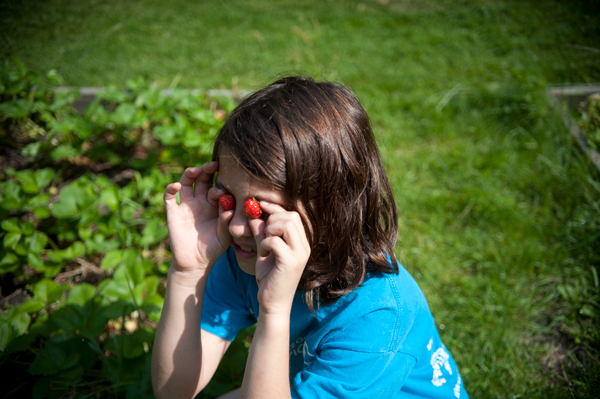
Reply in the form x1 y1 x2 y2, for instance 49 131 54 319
163 162 233 274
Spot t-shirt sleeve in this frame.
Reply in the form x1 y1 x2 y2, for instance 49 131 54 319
291 309 418 398
201 249 256 341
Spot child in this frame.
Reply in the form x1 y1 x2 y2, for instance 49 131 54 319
151 76 469 398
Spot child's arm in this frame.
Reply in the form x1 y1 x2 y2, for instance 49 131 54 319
241 201 311 399
151 164 233 399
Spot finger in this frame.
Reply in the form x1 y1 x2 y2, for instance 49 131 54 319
249 217 266 250
258 236 291 260
255 251 276 284
264 213 306 248
216 209 234 250
193 162 219 198
164 182 182 206
258 200 287 215
268 211 310 252
177 167 202 201
207 186 225 209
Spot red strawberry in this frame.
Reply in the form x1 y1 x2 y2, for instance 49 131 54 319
243 198 262 219
219 194 235 211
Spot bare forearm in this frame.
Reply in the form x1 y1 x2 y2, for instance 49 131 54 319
241 312 291 399
151 266 208 399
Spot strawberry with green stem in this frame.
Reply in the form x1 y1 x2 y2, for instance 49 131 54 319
244 197 262 219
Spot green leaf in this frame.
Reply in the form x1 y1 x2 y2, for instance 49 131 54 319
141 293 164 313
50 184 82 219
113 266 145 304
52 304 85 332
98 278 130 301
0 99 32 118
0 180 22 211
32 279 68 304
140 219 169 246
105 328 155 359
100 185 120 212
47 250 64 263
15 169 38 194
66 284 97 306
78 208 100 228
580 304 598 318
101 249 122 270
4 231 22 249
153 124 180 145
29 204 49 221
28 193 51 208
14 242 28 256
57 364 84 385
28 344 80 375
7 307 31 335
35 169 55 189
42 264 64 278
21 141 42 157
18 298 45 313
78 227 93 240
0 323 17 351
110 103 139 125
27 252 45 270
28 231 48 253
63 241 85 259
21 222 35 236
0 252 19 266
189 108 214 123
33 204 51 219
51 144 81 161
46 68 64 85
1 217 21 232
51 115 93 139
125 357 155 399
183 129 205 148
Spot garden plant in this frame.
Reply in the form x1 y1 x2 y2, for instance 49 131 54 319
0 60 253 398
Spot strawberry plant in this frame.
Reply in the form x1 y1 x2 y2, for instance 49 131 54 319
0 58 247 398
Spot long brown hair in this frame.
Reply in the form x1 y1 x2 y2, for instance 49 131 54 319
213 76 399 311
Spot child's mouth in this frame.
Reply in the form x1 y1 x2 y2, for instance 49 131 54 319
233 242 256 259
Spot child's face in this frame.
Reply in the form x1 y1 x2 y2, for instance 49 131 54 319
215 151 288 276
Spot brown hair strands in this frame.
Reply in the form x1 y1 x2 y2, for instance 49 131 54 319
212 76 399 312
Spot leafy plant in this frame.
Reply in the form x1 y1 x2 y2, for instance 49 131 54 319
0 59 246 398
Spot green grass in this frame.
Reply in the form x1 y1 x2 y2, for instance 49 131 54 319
2 0 600 397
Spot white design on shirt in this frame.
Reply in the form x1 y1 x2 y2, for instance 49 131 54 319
290 336 305 358
427 338 433 351
430 347 452 387
303 340 316 367
454 374 462 398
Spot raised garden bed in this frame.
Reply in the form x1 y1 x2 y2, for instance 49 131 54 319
547 85 600 173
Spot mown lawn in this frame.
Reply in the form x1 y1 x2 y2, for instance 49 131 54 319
1 0 599 397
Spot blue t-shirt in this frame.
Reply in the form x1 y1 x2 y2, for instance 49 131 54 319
201 247 469 398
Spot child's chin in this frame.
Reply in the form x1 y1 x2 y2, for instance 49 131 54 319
236 258 256 276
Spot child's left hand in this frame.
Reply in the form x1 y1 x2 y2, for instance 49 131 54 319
249 201 311 316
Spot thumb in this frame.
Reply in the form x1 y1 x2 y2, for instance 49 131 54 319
216 210 234 250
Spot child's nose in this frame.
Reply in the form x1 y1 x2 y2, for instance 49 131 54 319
229 207 252 238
